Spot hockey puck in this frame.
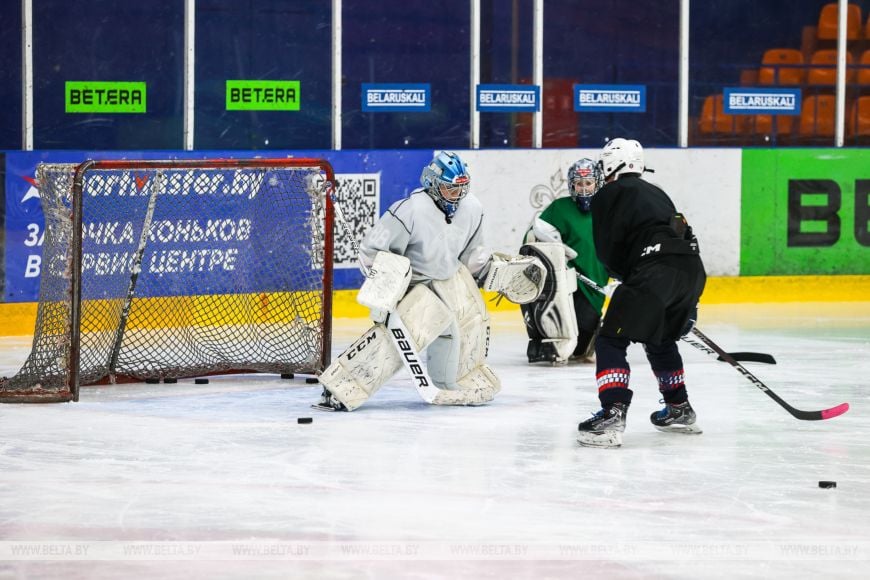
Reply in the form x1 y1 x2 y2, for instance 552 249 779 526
195 378 209 385
164 377 178 384
305 377 319 384
145 378 160 384
297 417 313 424
819 481 837 489
281 373 294 380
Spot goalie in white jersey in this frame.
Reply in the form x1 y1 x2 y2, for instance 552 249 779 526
316 151 546 411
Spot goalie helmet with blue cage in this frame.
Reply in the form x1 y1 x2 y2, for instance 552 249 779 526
567 158 603 212
420 151 470 219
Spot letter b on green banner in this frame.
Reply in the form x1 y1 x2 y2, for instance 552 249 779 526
226 80 300 111
741 149 870 275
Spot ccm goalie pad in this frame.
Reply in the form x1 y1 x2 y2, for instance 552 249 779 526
319 283 453 410
519 242 579 362
482 252 546 304
319 265 500 410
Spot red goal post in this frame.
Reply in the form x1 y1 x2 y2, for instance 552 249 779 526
0 158 335 403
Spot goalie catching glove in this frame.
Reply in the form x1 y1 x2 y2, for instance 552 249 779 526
482 252 546 304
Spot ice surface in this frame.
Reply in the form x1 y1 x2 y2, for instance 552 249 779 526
0 303 868 579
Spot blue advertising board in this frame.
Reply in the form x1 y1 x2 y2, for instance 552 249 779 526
2 150 430 302
573 84 647 113
361 84 431 113
476 84 540 113
723 87 801 115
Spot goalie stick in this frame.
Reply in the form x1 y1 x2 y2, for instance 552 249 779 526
576 274 850 421
576 273 776 364
108 169 163 381
317 177 439 404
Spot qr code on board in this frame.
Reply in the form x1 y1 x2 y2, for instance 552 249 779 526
332 173 380 268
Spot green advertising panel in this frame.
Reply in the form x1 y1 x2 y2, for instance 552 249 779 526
226 80 300 111
65 81 146 113
741 149 870 275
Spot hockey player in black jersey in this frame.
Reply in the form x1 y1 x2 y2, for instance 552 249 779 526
577 138 707 448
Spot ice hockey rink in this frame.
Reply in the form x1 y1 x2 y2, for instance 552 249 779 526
0 302 868 579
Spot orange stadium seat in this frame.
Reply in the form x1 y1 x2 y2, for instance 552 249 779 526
758 48 805 86
847 96 870 138
807 49 855 86
739 68 759 86
799 95 837 139
698 94 745 136
744 114 795 142
858 50 870 85
817 3 862 41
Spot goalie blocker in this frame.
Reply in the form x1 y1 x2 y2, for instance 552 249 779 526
519 242 581 363
318 252 501 411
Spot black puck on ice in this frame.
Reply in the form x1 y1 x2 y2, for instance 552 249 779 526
195 378 209 385
164 377 178 384
819 481 837 489
305 378 319 384
297 417 313 424
281 373 294 380
145 378 160 384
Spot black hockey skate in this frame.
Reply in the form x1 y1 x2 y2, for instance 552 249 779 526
650 400 702 434
311 388 348 412
577 402 628 448
527 340 562 364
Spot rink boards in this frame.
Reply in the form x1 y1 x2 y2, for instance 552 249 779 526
1 148 868 334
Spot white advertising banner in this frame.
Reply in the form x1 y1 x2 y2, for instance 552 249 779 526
460 149 742 276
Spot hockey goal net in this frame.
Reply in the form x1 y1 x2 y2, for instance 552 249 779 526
0 158 335 403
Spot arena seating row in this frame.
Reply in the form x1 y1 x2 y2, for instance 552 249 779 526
753 48 870 87
697 93 870 144
696 3 870 144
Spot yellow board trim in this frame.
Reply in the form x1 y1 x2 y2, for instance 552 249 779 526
2 275 869 335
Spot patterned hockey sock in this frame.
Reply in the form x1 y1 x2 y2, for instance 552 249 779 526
655 369 687 404
597 368 633 406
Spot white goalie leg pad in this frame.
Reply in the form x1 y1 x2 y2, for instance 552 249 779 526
318 324 402 411
356 251 412 319
431 364 500 406
320 284 453 410
429 265 490 386
426 266 501 405
482 252 547 304
520 242 580 362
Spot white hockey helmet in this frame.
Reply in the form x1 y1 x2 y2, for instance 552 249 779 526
598 138 645 180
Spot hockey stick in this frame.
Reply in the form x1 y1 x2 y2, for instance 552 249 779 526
681 329 849 421
318 177 439 403
576 273 776 364
576 274 849 421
